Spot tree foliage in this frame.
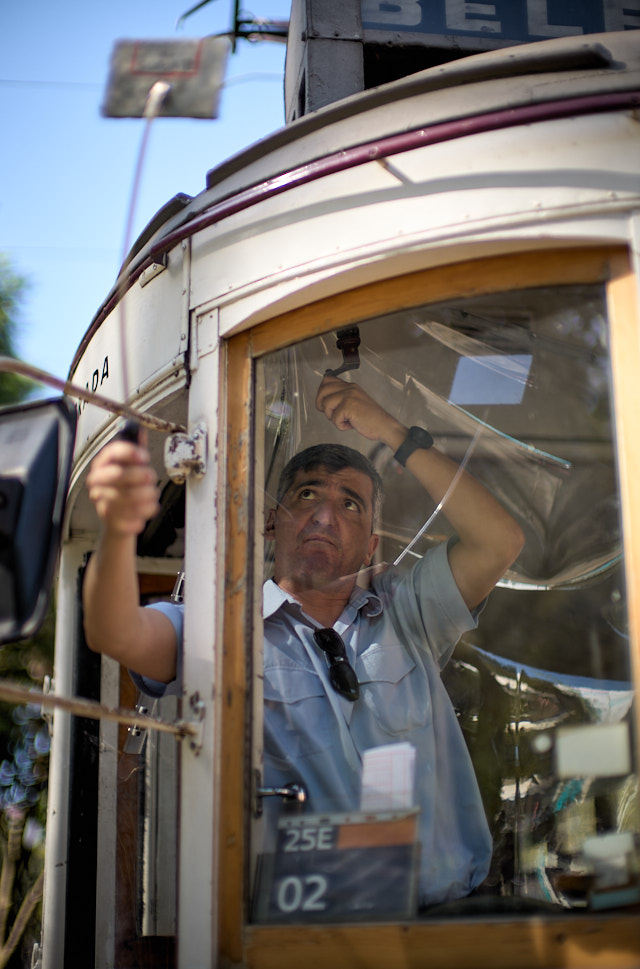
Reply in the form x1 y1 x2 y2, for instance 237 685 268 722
0 254 34 405
0 253 48 963
0 607 55 969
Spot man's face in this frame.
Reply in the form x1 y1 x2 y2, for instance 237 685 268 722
266 465 379 593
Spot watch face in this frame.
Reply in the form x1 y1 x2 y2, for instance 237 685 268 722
408 427 433 448
394 427 434 467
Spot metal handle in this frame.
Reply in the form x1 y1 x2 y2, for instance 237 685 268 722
255 780 307 816
324 326 361 377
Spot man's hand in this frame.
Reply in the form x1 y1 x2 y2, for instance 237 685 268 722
316 373 524 609
86 433 160 537
83 434 177 682
315 375 406 451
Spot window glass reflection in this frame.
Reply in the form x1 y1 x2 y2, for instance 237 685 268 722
252 285 637 922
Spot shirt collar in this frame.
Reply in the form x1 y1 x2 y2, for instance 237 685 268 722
263 578 382 621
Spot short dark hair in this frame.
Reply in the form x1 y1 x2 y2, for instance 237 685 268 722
276 444 383 524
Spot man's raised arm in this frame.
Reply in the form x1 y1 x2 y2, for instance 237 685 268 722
82 434 178 683
315 374 524 609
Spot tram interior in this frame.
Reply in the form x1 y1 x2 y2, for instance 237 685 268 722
256 282 637 915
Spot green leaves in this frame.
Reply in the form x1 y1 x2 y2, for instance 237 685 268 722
0 255 34 406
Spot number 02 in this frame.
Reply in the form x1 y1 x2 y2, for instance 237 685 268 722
276 874 328 912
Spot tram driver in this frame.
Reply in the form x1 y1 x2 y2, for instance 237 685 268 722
83 374 524 907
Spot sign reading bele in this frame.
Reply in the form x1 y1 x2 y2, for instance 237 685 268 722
361 0 638 47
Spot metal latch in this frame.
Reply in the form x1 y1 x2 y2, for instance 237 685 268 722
124 698 158 754
123 693 205 756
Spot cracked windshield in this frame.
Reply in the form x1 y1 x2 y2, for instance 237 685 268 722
251 283 637 922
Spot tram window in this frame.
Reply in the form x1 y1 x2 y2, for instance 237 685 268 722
251 284 638 923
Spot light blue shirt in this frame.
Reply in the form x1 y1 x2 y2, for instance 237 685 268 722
138 541 492 906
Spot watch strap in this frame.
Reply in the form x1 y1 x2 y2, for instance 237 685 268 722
394 426 434 467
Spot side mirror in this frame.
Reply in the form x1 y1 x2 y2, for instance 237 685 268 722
0 397 77 644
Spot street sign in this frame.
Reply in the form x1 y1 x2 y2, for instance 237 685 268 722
102 36 230 119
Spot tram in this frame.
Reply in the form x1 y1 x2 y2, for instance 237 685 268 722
1 2 640 966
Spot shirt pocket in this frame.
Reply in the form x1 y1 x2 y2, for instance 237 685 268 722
356 643 432 734
263 663 337 761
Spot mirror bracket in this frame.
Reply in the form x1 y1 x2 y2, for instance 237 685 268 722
164 423 208 484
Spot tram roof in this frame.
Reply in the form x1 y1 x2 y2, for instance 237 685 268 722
78 29 639 375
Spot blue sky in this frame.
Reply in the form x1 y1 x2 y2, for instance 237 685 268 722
1 0 290 383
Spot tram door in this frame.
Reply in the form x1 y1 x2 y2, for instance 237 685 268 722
87 247 640 969
218 248 640 967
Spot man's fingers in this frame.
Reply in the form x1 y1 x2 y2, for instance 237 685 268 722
315 374 349 408
316 377 357 422
89 483 159 516
90 490 160 534
87 440 157 491
316 374 406 448
86 437 160 534
323 398 354 430
87 460 156 491
316 377 382 437
88 479 159 507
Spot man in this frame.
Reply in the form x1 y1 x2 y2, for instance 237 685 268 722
84 374 524 906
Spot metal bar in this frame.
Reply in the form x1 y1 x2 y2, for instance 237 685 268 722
0 357 185 433
0 679 196 739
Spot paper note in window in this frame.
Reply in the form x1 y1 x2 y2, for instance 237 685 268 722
555 722 631 778
360 743 416 811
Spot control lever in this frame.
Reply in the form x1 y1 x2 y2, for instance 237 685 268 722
116 418 141 443
324 326 361 377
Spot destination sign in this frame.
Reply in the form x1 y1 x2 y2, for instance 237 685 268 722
254 810 420 923
361 0 639 47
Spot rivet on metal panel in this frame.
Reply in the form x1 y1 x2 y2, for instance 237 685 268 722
164 422 207 483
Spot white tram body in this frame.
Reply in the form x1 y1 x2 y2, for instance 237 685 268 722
36 17 640 969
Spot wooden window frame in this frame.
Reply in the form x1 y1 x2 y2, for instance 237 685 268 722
219 246 640 969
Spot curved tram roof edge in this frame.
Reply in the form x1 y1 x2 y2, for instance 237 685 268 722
69 30 640 381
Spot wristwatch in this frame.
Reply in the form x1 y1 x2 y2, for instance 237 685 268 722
393 426 434 467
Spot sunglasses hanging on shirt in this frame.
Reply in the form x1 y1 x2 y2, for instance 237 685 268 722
313 627 360 701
